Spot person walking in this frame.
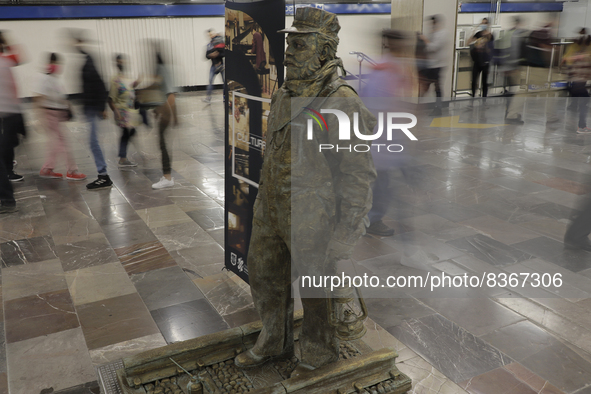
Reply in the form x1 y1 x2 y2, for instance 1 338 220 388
469 18 494 99
0 32 24 183
203 29 225 104
362 29 413 237
562 39 591 133
151 52 176 189
0 31 26 213
419 15 447 116
75 35 111 190
36 53 86 181
503 17 529 124
108 54 140 167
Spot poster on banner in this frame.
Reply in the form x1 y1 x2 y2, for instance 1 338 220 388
225 0 285 283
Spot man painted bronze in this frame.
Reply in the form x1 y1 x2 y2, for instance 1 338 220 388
234 7 377 373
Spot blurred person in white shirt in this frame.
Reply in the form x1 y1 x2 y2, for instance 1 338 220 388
419 15 447 116
36 53 86 181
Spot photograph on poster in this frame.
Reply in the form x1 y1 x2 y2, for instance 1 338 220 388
229 177 249 208
228 211 248 254
225 8 278 98
230 91 270 188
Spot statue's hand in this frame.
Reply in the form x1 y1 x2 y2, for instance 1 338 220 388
326 238 354 262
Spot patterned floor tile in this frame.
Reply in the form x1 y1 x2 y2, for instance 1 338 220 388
150 298 229 344
65 262 137 306
115 240 177 275
131 266 204 311
76 293 160 350
2 259 67 301
390 314 512 383
0 235 57 267
5 289 79 344
6 328 96 393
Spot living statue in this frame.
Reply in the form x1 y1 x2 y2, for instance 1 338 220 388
234 7 377 375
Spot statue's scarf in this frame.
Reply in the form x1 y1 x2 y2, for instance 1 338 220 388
283 57 345 98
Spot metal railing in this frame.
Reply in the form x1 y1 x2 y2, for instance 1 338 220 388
453 40 573 97
349 51 378 91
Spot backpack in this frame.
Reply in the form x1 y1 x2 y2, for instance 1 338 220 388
525 28 552 67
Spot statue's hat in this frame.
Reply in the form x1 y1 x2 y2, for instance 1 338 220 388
278 7 340 43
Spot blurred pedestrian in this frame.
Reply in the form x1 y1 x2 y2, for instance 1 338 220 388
361 29 413 236
36 53 86 180
204 28 225 104
75 35 111 190
562 37 591 133
0 31 26 213
526 21 559 123
419 15 447 116
108 54 140 167
0 31 25 184
468 18 494 99
503 17 529 124
566 29 591 111
151 52 176 189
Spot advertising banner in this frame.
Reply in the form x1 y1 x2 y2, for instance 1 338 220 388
225 0 285 282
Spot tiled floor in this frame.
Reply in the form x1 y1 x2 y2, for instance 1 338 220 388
1 93 591 393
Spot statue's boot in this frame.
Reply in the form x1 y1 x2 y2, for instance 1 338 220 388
234 349 272 368
290 362 315 378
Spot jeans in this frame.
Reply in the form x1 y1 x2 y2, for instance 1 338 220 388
368 169 390 225
85 107 107 175
419 67 442 107
472 63 490 98
565 174 591 243
206 64 225 99
0 116 15 204
571 82 589 128
119 127 136 159
156 102 172 175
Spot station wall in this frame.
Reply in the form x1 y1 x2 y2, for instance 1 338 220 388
0 13 390 98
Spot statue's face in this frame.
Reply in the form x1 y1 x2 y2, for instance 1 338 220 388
284 33 323 81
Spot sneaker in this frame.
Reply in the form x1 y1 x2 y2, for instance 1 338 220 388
66 171 87 181
118 158 138 168
506 116 524 125
367 220 395 237
86 174 113 190
564 238 591 252
577 127 591 134
8 173 24 182
0 202 17 214
39 169 63 179
152 176 174 189
202 97 211 105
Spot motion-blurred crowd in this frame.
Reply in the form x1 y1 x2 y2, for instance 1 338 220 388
0 29 224 214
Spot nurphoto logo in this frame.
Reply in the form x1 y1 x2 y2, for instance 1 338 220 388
304 108 418 152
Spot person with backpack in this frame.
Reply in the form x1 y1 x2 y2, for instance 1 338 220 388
108 54 141 168
468 18 494 100
75 34 111 190
204 29 225 104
